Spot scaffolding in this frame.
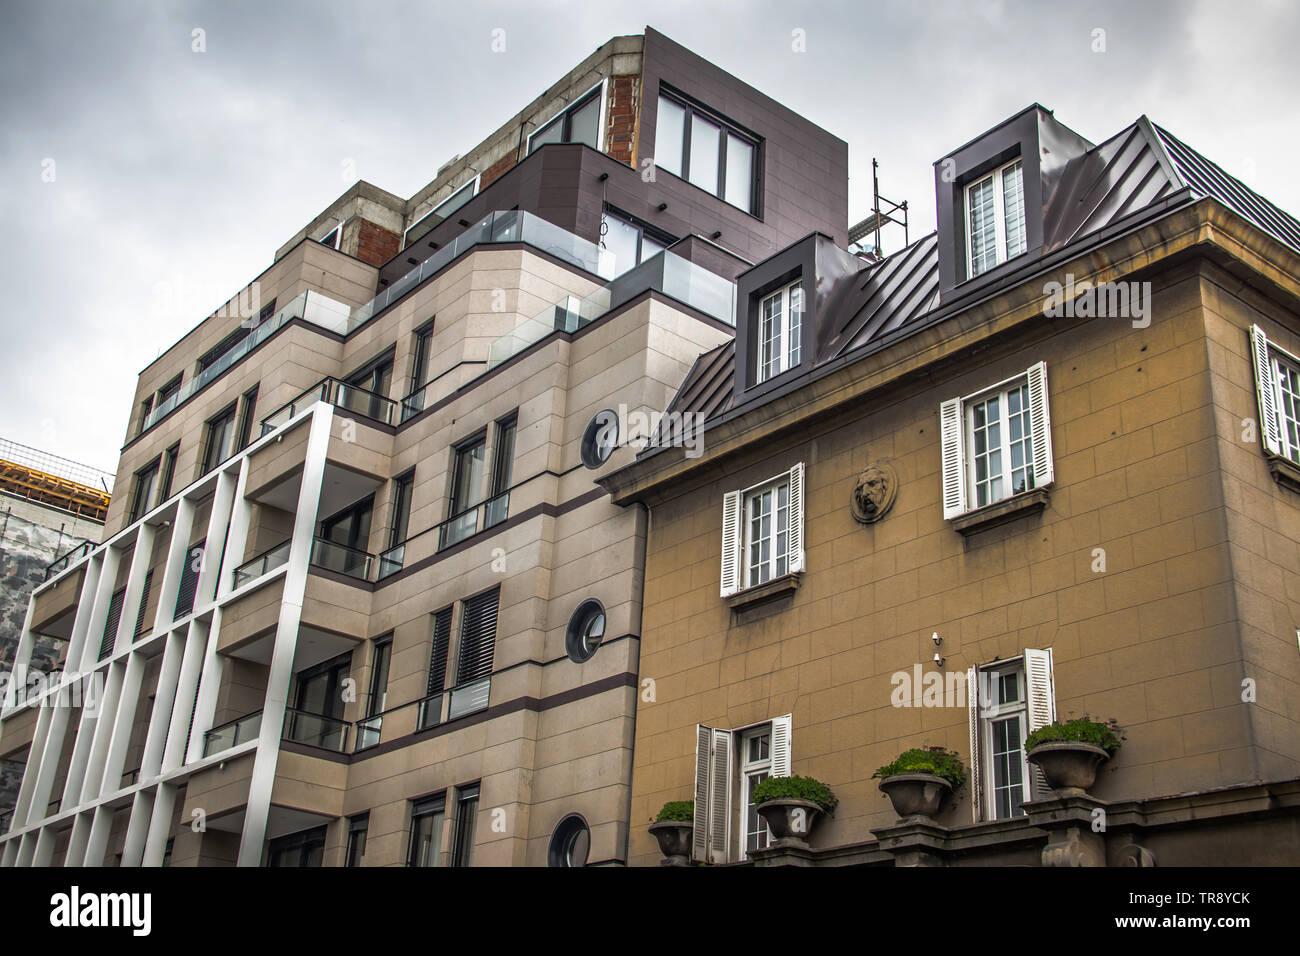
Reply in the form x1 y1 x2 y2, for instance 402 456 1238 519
849 158 909 261
0 439 113 523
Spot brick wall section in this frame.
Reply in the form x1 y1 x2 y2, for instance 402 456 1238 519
355 219 401 267
625 263 1300 866
478 151 517 191
604 74 639 168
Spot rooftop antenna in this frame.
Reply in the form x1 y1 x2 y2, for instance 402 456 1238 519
848 158 909 261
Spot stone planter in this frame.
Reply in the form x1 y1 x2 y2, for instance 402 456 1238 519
877 772 953 820
648 820 693 866
756 798 825 848
1026 741 1110 794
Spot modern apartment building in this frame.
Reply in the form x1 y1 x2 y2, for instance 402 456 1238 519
0 28 847 866
603 107 1300 866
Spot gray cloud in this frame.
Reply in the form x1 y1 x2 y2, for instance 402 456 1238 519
1 0 1296 475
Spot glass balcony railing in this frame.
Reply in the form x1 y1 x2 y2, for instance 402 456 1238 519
376 543 405 580
416 693 443 732
261 377 399 436
202 710 263 757
354 714 382 751
44 540 94 581
143 292 352 433
310 537 374 581
415 681 489 729
486 250 735 370
437 491 510 551
231 540 291 589
283 707 350 752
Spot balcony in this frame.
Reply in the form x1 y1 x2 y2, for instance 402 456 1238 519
310 537 374 581
486 249 736 370
260 377 399 435
232 540 291 589
376 490 509 581
142 291 352 433
282 708 349 752
44 540 94 581
202 710 264 757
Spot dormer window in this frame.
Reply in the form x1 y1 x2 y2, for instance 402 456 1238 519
756 280 802 383
965 158 1026 278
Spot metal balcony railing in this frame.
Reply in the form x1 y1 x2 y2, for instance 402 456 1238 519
283 707 349 752
43 540 95 581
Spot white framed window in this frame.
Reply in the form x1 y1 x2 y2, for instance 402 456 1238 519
319 224 342 250
720 463 804 597
526 80 606 155
966 648 1055 822
757 280 803 383
940 362 1053 520
693 715 791 863
965 157 1026 279
1249 324 1300 463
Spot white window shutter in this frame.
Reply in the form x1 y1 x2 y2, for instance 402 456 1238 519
966 666 983 822
720 490 742 596
1024 647 1057 800
1026 361 1054 489
1250 325 1284 456
708 728 732 864
940 397 967 519
770 714 792 778
692 724 711 862
787 462 805 573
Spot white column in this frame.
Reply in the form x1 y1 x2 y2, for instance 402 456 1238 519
141 782 177 866
185 620 226 765
193 469 239 614
112 525 156 656
82 804 114 866
237 406 333 866
72 546 121 674
99 652 146 797
161 621 207 772
139 631 185 778
63 811 91 866
31 825 56 867
62 550 105 676
14 832 35 867
5 602 35 713
120 789 154 867
76 661 124 805
11 704 52 827
23 703 71 827
2 837 18 866
152 500 196 633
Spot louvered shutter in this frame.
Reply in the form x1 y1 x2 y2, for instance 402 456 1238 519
692 725 711 862
174 542 204 619
134 570 154 636
940 397 966 519
708 728 732 864
1026 361 1054 489
967 666 983 822
1024 647 1057 799
99 588 125 660
456 589 499 685
720 490 742 596
426 607 453 696
786 464 805 574
1251 325 1284 456
769 714 792 777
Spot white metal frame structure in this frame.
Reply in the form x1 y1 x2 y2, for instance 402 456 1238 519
0 402 335 867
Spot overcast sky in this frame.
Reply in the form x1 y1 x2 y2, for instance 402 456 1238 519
1 0 1297 481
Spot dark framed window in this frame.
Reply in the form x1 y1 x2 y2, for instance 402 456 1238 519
236 386 259 452
159 443 180 502
138 395 154 435
133 569 154 636
197 326 249 374
388 471 414 551
654 91 758 214
201 404 237 474
527 83 602 154
600 208 672 276
291 651 352 731
129 459 159 523
486 415 515 527
408 795 446 867
174 541 204 618
548 814 590 867
449 432 487 521
319 496 374 553
580 410 619 469
456 588 499 687
267 826 327 867
99 587 125 660
451 784 479 867
157 374 183 405
344 351 395 421
367 635 391 718
421 606 453 731
345 813 369 867
565 599 606 663
409 322 434 395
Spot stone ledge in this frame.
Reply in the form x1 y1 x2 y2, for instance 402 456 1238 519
726 571 801 611
950 487 1050 536
1266 453 1300 494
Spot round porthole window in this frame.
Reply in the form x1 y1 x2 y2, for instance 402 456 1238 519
580 409 619 469
565 599 606 663
548 814 590 867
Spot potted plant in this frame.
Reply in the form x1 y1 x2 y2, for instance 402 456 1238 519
1025 717 1123 794
873 746 965 820
648 800 694 866
752 776 837 849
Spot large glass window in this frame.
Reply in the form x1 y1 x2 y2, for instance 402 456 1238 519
451 784 479 867
654 93 758 214
267 826 326 867
388 471 414 550
201 405 236 474
528 85 602 154
367 635 391 718
744 478 791 587
966 158 1026 278
408 796 446 867
980 661 1030 820
1273 353 1300 462
129 460 159 523
600 209 672 276
740 727 772 858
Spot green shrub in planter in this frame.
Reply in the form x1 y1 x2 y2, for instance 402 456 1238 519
872 746 966 791
654 800 694 823
750 775 838 813
1024 716 1124 756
